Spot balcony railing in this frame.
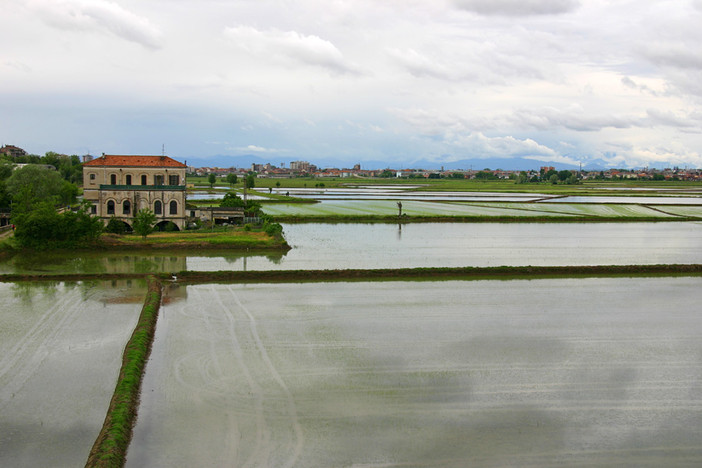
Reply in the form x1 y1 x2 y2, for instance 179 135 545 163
99 184 186 190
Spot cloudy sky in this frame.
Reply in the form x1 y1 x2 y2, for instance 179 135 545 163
2 0 702 169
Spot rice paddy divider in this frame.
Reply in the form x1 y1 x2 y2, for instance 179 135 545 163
85 276 162 468
3 265 702 286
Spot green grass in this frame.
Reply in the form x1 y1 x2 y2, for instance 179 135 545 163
101 229 289 250
86 278 162 468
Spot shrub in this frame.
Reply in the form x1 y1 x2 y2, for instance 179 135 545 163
105 217 126 234
264 222 283 237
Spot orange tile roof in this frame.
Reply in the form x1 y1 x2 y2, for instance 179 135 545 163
83 155 187 168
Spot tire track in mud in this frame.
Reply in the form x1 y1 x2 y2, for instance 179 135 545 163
194 286 268 468
226 285 305 468
0 289 85 410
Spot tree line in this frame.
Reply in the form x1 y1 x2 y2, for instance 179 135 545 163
0 152 98 248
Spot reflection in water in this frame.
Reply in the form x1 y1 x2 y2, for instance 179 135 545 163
0 250 286 275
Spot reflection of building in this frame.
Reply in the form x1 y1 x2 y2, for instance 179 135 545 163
83 155 187 230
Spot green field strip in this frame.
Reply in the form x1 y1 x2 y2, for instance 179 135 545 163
263 200 682 219
531 203 676 217
646 205 702 218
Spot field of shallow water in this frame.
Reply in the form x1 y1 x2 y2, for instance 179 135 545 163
2 222 702 275
128 278 702 467
0 281 144 467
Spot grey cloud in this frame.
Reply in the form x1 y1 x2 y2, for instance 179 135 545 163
27 0 162 49
621 76 658 96
453 0 580 17
643 43 702 70
621 76 637 89
513 107 640 132
645 109 699 129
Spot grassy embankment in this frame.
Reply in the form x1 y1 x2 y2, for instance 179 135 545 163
85 277 162 468
100 229 289 250
0 228 289 257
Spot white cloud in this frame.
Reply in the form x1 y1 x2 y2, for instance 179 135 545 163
451 132 563 160
231 145 282 153
223 25 358 75
25 0 162 49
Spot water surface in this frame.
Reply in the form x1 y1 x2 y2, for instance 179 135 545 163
0 281 144 467
128 278 702 467
2 222 702 274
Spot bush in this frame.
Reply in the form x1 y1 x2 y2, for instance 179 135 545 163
105 217 126 234
264 222 283 237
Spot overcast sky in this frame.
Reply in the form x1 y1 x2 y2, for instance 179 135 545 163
2 0 702 168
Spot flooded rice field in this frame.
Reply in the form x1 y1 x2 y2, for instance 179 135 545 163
128 278 702 467
0 281 143 467
2 222 702 275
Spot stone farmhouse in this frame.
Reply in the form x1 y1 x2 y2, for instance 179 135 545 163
83 155 187 231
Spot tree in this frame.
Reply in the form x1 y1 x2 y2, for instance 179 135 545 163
544 169 558 180
243 173 255 204
226 173 238 187
474 171 497 180
6 165 78 212
208 173 216 188
12 200 103 248
132 208 157 239
220 191 245 208
557 170 573 182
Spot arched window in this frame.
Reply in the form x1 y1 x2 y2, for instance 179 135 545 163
123 200 131 215
154 200 162 215
107 200 115 215
110 174 117 185
126 175 132 185
141 174 147 185
169 200 178 215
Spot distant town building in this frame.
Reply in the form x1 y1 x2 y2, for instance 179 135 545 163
290 160 315 172
83 155 188 230
0 145 27 159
